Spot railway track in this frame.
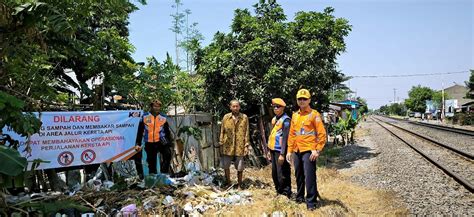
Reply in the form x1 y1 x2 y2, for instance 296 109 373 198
371 116 474 193
384 115 474 137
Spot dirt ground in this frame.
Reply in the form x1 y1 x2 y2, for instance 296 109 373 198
215 157 409 216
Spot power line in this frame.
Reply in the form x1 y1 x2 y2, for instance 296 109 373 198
350 70 470 78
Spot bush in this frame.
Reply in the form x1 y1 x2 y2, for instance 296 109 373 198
453 112 474 125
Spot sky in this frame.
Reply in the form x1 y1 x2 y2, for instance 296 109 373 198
128 0 473 109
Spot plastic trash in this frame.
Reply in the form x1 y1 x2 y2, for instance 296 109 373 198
228 194 242 204
81 213 95 217
202 174 214 186
239 191 252 197
143 196 158 210
272 211 285 217
119 204 137 217
162 195 174 206
183 202 193 212
102 181 114 190
86 179 102 191
145 174 175 188
69 183 82 194
186 161 201 172
195 204 207 213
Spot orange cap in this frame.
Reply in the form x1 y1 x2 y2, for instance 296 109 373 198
271 98 286 107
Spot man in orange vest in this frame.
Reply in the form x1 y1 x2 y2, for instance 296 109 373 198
267 98 292 198
286 89 327 210
133 100 173 178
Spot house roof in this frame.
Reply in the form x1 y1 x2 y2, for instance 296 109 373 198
336 100 363 108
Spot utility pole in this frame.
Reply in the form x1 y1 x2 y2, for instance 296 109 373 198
393 88 396 104
441 82 445 123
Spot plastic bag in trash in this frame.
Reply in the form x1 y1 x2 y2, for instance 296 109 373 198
183 202 193 213
119 204 137 217
86 179 102 191
202 174 214 186
102 181 114 190
162 195 174 206
186 161 201 172
227 195 242 204
145 174 175 188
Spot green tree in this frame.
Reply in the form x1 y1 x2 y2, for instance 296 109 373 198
356 97 368 115
466 69 474 99
432 90 450 108
388 103 406 116
196 1 351 117
0 0 145 178
125 54 203 113
328 85 352 102
404 85 434 113
378 105 389 115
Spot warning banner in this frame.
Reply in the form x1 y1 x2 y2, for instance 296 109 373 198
2 110 142 170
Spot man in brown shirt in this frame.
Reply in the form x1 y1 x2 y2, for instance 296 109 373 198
219 100 250 189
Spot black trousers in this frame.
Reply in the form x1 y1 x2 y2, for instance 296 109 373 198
294 151 319 209
133 141 172 176
270 150 291 197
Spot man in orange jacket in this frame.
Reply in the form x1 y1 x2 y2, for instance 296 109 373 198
286 89 327 210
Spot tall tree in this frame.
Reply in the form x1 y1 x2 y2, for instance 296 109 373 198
466 69 474 99
170 0 184 67
196 1 351 117
1 0 144 133
124 54 203 113
404 85 434 113
180 8 204 73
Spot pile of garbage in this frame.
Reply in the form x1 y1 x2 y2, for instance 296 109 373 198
2 161 258 216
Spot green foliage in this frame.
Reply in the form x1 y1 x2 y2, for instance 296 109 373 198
466 69 474 99
0 92 42 137
432 91 450 107
196 1 351 116
1 0 144 109
378 103 406 116
356 97 368 115
0 146 27 176
331 110 359 145
404 85 434 113
329 88 352 102
0 0 145 151
178 126 202 141
452 112 474 125
125 55 204 112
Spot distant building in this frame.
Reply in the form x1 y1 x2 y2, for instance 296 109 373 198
329 100 363 120
442 84 474 113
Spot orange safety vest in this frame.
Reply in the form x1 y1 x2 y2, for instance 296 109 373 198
288 109 327 153
143 113 167 143
268 114 290 152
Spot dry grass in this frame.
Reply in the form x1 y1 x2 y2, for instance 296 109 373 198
354 123 371 139
213 166 409 216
